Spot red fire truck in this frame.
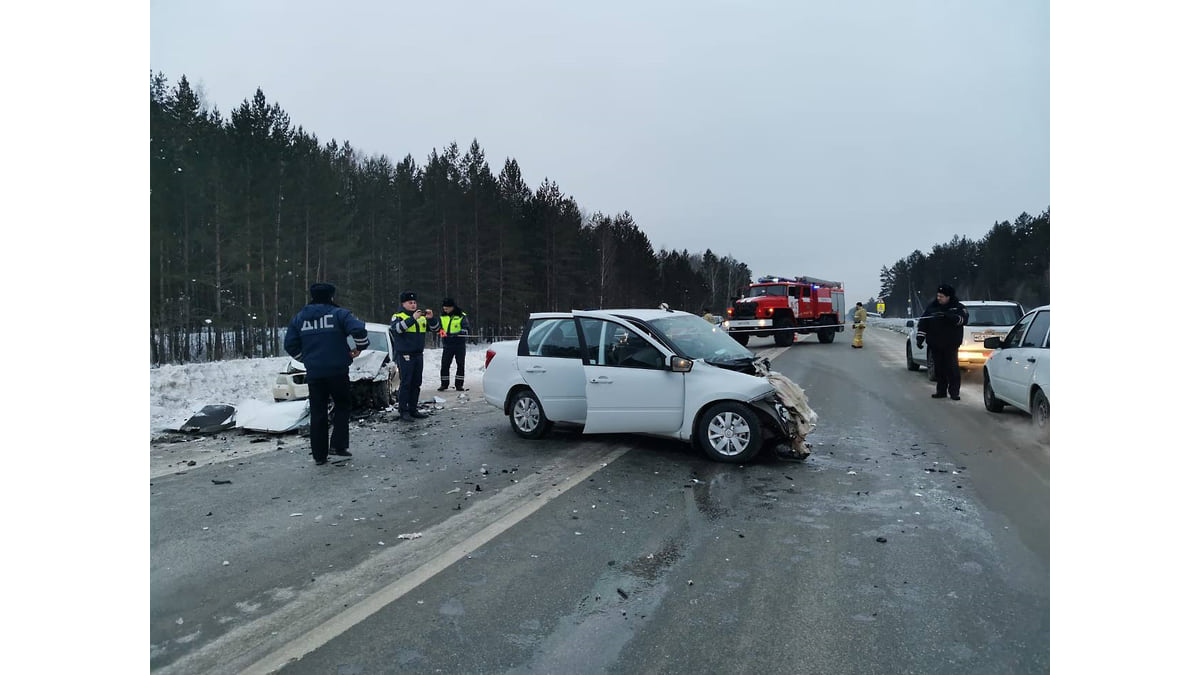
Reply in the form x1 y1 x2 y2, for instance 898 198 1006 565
724 275 846 346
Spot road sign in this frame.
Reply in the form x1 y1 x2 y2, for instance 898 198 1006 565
877 302 885 313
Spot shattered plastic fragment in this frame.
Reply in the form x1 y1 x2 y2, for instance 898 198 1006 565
847 471 857 475
290 513 303 517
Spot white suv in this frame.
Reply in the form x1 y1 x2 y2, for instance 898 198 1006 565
905 301 1024 380
482 308 801 462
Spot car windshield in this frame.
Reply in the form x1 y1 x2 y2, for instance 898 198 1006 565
346 329 390 353
647 314 755 363
967 306 1023 327
746 285 787 297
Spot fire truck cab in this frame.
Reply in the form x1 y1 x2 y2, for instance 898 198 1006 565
724 275 846 346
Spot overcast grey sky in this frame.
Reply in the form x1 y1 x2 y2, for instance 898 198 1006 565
150 0 1048 306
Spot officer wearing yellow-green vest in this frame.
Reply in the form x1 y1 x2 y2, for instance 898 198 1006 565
437 297 472 392
390 291 434 422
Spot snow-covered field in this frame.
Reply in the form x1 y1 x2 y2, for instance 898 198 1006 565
149 346 492 437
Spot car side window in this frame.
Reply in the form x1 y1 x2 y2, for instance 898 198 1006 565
1022 310 1050 349
579 318 662 369
1004 312 1035 348
529 318 581 358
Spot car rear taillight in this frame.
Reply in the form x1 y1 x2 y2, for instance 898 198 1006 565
485 348 495 369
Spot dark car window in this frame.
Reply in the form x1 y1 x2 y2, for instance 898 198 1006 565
967 305 1023 327
1022 310 1050 349
528 318 581 358
579 318 662 369
1004 311 1035 348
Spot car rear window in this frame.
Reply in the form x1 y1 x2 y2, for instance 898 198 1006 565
967 306 1022 326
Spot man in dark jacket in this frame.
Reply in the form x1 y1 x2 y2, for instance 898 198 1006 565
916 284 970 400
437 297 472 392
390 291 434 422
284 283 370 465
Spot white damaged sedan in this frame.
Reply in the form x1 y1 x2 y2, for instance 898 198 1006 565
482 308 810 462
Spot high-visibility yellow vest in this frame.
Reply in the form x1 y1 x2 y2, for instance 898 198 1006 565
440 314 465 335
392 312 428 333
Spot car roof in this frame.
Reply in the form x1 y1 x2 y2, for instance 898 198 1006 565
528 308 696 321
1027 305 1050 313
960 300 1022 306
364 321 390 332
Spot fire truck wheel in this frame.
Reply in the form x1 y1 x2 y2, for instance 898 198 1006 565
817 326 836 343
773 318 795 346
730 332 750 346
695 401 762 463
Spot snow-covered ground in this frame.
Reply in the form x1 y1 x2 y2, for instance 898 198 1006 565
149 345 492 437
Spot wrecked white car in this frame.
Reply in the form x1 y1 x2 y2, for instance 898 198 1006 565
482 308 817 463
272 321 400 409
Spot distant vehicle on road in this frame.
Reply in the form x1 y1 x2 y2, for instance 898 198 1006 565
906 300 1024 380
982 305 1050 440
482 308 803 462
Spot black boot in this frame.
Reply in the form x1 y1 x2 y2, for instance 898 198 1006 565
411 409 430 419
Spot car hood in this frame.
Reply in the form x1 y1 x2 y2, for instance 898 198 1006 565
287 350 392 382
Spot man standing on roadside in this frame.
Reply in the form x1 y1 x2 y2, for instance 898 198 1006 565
284 283 370 465
390 291 434 422
437 297 472 392
852 301 868 348
916 284 969 400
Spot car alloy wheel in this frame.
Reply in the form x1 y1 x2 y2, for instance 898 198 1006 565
696 401 762 462
509 389 549 439
983 373 1005 412
1032 389 1049 441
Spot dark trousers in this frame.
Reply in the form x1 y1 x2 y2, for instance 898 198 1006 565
397 352 424 413
307 374 352 461
441 341 467 389
930 345 961 397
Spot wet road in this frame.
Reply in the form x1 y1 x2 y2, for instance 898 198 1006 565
150 326 1049 674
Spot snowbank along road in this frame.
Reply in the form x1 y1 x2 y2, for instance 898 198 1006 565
150 323 1048 674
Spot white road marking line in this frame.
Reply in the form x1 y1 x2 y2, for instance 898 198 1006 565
161 446 629 675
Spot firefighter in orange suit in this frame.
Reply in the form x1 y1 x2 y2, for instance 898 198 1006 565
852 302 868 348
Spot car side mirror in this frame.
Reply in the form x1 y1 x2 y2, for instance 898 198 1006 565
905 320 914 328
984 337 1001 349
670 356 693 373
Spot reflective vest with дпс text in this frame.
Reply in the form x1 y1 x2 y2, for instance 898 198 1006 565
390 311 429 354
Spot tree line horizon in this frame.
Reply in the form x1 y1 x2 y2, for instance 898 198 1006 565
151 72 1048 364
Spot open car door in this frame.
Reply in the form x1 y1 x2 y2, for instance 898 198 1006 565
573 311 685 435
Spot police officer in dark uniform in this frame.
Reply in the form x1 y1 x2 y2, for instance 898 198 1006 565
437 297 471 392
284 283 370 465
390 291 433 422
916 283 970 400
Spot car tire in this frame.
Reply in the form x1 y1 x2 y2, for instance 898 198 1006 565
926 352 936 381
1032 389 1049 442
906 343 921 371
695 401 762 463
983 372 1005 412
509 388 550 439
730 332 750 346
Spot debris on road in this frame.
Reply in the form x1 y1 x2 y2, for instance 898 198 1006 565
397 532 423 540
876 537 888 543
289 513 303 517
617 588 629 600
211 479 232 485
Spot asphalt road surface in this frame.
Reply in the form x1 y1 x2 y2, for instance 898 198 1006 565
150 325 1049 674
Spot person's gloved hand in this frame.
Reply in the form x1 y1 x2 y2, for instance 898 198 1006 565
916 337 925 349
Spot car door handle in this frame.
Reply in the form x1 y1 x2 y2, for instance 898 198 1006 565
525 367 546 374
589 377 613 384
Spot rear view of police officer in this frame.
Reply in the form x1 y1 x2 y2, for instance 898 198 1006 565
284 283 370 465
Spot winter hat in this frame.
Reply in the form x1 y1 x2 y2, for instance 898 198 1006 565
400 291 417 303
936 284 955 297
310 283 336 303
856 302 863 307
442 297 457 308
